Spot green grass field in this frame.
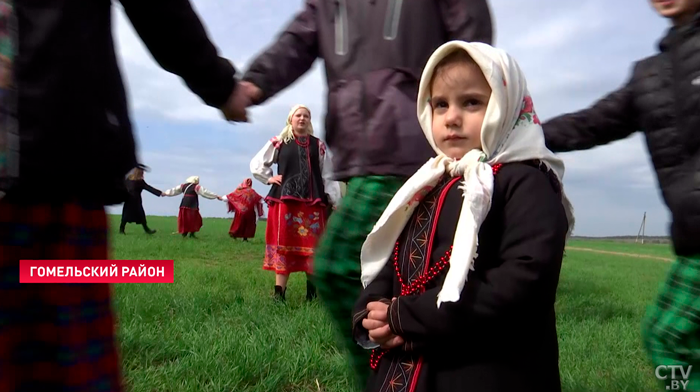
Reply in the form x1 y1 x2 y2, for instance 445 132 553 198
110 215 673 392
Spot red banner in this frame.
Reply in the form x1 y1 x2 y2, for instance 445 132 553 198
19 260 174 283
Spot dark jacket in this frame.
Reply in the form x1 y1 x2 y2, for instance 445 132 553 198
5 0 237 205
353 162 568 392
242 0 493 181
121 178 161 224
542 14 700 257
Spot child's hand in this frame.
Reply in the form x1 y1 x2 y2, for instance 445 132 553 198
363 299 404 349
367 300 390 322
380 334 405 350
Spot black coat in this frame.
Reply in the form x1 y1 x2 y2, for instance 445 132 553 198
353 162 569 392
542 13 700 257
121 179 161 224
7 0 237 205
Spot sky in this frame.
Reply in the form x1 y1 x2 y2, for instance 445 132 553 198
107 0 673 237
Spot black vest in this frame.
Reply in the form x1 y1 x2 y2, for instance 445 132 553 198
266 136 329 206
179 183 199 209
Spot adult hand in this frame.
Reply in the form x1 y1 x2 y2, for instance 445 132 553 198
268 175 283 186
240 81 262 104
220 81 255 122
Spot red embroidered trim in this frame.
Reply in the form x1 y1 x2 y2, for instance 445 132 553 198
369 163 503 371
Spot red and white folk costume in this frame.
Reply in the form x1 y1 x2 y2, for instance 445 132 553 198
162 175 220 236
250 105 342 277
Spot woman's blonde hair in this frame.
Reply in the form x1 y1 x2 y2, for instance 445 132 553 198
127 168 144 180
278 104 314 144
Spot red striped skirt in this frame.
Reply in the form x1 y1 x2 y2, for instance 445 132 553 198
0 197 122 392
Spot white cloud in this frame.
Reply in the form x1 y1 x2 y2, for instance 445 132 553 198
110 0 675 236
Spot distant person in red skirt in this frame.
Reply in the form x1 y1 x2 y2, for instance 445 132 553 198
250 104 342 301
161 176 221 238
220 178 264 242
0 0 256 390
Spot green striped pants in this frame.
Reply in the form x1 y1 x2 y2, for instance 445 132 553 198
313 176 405 391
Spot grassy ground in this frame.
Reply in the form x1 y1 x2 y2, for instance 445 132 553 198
110 215 672 392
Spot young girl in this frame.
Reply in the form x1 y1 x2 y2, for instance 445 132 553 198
352 41 574 392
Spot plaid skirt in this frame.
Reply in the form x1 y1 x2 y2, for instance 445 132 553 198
642 255 700 391
312 175 406 390
0 197 122 392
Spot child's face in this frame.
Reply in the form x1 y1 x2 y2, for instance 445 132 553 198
430 58 491 160
650 0 700 23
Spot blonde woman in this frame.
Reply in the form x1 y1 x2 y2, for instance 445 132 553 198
251 104 341 301
161 176 220 238
120 164 162 234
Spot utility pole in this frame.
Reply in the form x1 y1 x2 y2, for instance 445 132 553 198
636 211 646 244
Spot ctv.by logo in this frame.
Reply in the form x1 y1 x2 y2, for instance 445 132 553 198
655 365 693 390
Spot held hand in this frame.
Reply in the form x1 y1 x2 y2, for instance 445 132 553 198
268 175 283 186
240 81 262 104
366 301 389 323
220 81 253 122
367 323 393 344
363 300 403 347
380 334 405 350
364 322 404 349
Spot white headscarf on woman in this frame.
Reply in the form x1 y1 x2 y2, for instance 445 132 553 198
185 176 199 184
360 41 575 308
278 104 314 144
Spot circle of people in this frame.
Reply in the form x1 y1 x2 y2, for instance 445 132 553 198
120 103 343 302
7 0 697 391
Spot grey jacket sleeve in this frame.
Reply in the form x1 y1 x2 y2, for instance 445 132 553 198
242 0 319 105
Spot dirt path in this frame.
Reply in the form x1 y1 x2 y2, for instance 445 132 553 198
566 246 673 262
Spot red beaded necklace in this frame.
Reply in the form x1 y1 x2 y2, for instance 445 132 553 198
394 242 452 296
368 162 503 371
295 135 310 147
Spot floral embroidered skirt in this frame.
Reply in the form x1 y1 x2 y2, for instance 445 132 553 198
264 200 327 275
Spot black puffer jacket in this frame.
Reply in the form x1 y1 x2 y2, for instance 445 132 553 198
542 13 700 257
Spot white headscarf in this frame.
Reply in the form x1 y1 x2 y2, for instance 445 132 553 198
185 176 199 184
360 41 575 308
278 104 314 144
